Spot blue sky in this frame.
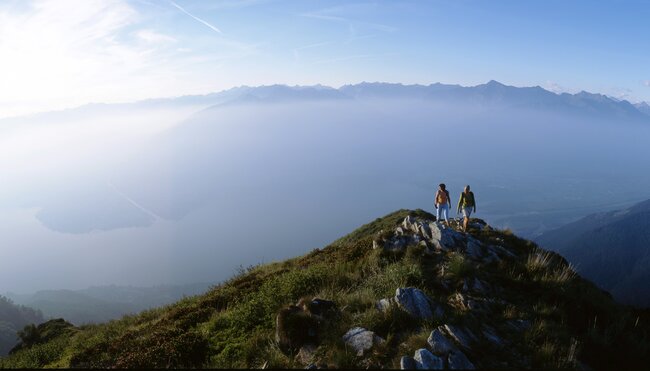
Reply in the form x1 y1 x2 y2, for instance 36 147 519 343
1 0 649 117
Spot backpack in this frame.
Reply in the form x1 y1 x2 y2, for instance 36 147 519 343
436 190 449 205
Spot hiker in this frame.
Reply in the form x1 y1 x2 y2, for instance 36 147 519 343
457 185 476 231
434 183 451 223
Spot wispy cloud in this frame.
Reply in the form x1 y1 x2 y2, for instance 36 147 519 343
644 80 650 87
170 1 223 34
301 3 398 34
136 29 177 44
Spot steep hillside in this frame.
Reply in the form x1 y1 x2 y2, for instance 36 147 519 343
1 210 648 369
0 296 44 356
536 199 650 307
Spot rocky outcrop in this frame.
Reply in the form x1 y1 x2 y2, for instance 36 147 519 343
372 216 497 262
342 327 384 356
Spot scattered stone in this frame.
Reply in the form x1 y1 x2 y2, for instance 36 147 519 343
375 298 393 313
427 329 457 356
400 355 417 370
372 240 381 249
442 324 478 350
448 350 475 369
342 327 384 356
413 348 444 369
395 287 433 320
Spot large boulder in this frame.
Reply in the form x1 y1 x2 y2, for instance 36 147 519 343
342 327 384 356
429 222 460 251
395 288 433 320
413 348 444 369
275 298 339 354
275 305 318 354
427 329 457 356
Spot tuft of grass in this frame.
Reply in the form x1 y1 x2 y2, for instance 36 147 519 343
445 253 474 280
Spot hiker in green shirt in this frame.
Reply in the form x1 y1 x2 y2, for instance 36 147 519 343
457 185 476 232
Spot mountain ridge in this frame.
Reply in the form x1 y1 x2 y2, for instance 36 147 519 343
536 199 650 307
4 81 650 123
2 210 648 369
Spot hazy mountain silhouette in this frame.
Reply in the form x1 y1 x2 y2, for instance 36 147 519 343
536 199 650 307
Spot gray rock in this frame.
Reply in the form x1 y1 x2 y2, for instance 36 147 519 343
419 224 432 239
448 350 475 369
342 327 384 356
395 287 433 319
465 238 484 259
402 215 415 230
400 355 417 370
413 348 444 369
375 298 393 313
442 324 478 350
372 240 381 249
429 222 460 251
427 329 457 356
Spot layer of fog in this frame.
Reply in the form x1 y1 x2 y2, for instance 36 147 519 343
2 99 650 293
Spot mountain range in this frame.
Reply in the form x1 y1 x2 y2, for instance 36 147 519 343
536 199 650 307
188 81 650 122
6 81 648 123
4 283 213 326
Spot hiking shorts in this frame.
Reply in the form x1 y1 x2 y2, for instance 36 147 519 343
462 207 473 218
